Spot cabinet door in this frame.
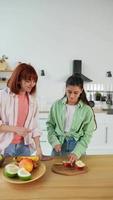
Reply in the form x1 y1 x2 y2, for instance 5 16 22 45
87 113 113 155
39 113 52 155
87 123 106 155
39 119 48 142
40 140 52 156
86 113 107 155
105 115 113 153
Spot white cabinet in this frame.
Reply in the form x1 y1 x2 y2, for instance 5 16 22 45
105 115 113 149
39 112 52 155
39 112 113 156
87 113 113 155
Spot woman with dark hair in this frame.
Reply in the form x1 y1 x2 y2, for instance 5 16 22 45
0 63 42 157
47 74 96 164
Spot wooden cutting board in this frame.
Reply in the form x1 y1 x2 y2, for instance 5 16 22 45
51 163 88 176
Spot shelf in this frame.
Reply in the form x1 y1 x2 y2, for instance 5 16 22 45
87 90 113 93
0 80 8 83
0 69 13 84
0 69 13 72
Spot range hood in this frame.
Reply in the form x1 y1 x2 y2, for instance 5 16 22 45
73 60 92 82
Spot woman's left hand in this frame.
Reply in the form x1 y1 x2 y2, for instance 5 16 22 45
36 147 42 159
68 153 78 165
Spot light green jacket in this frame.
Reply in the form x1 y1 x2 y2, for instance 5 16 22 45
46 97 96 158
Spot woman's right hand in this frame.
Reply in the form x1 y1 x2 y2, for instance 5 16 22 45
54 144 61 152
14 127 31 136
0 124 31 136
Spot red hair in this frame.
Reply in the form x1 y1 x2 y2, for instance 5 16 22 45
7 63 38 94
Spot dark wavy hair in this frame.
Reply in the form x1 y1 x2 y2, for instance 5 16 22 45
65 73 90 106
7 63 38 94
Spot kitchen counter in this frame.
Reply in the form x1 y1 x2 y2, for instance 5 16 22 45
93 107 113 114
39 108 106 114
0 155 113 200
39 107 111 114
93 107 107 113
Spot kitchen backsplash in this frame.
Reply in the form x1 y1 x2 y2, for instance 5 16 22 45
37 81 113 111
0 77 113 111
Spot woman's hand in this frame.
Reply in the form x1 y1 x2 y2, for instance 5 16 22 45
14 127 31 136
35 147 42 159
0 124 31 136
54 144 61 152
68 153 78 165
33 136 42 159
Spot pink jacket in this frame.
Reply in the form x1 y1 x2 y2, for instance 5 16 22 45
0 87 40 154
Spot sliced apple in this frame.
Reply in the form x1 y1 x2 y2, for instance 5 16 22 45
75 160 86 169
62 161 71 167
62 161 75 167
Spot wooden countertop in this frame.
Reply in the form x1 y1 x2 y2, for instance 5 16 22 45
0 155 113 200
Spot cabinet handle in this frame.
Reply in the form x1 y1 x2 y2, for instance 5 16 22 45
105 127 108 144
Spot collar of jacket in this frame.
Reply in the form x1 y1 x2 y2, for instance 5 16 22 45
6 87 34 104
61 97 84 108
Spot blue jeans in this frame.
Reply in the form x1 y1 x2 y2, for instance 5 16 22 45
4 142 30 156
52 137 77 156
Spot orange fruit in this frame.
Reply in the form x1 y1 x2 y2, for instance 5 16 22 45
19 158 33 172
16 156 40 162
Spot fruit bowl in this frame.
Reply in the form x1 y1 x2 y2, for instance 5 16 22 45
2 162 46 184
2 156 46 184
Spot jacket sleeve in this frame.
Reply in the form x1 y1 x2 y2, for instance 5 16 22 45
46 104 60 148
72 108 97 159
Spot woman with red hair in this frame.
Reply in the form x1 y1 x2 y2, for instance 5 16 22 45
0 63 42 157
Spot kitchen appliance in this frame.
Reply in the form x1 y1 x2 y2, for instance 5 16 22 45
40 69 45 76
73 60 92 82
88 93 95 107
106 93 112 105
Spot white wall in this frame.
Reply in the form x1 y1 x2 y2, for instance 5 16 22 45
0 0 113 105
